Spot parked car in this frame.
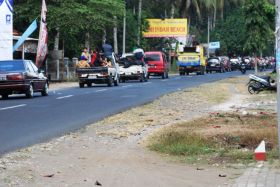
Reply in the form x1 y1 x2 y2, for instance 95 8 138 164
0 60 49 99
206 57 225 73
145 51 169 79
220 56 231 72
118 53 148 82
76 53 120 87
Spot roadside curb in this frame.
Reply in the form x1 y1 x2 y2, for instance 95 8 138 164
232 161 280 187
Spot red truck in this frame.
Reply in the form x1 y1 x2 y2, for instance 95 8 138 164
145 51 170 79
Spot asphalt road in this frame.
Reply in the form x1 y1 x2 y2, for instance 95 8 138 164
0 71 247 155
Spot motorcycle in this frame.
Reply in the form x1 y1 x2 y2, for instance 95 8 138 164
247 74 276 94
240 63 246 74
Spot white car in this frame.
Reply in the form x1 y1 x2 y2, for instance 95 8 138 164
119 53 148 82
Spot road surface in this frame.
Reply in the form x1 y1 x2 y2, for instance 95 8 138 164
0 71 247 154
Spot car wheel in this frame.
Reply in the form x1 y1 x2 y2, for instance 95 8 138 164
114 75 119 86
166 72 169 79
1 94 8 99
79 83 85 88
140 73 145 82
87 83 92 87
162 72 166 79
107 76 113 87
26 84 34 98
41 82 49 96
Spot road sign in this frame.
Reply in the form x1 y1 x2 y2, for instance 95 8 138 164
209 42 220 49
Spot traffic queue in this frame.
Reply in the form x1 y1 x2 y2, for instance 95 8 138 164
0 43 275 99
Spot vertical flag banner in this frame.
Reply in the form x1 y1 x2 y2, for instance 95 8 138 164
0 0 13 60
36 0 48 67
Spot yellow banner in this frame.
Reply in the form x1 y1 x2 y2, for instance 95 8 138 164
143 19 188 38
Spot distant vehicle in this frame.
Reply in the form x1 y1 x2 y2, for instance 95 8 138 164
176 45 206 75
230 58 240 71
219 56 231 72
76 53 120 87
145 51 169 79
119 53 148 82
243 57 254 70
206 57 225 73
0 60 49 99
240 63 246 74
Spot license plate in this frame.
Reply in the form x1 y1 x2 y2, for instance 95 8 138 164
88 76 96 79
211 64 215 67
187 66 192 68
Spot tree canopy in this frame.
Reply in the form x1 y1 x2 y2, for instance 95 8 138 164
13 0 275 57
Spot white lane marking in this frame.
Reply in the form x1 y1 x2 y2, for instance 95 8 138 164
121 85 133 88
0 104 26 111
95 89 107 93
56 95 74 100
174 77 181 80
142 82 152 85
161 79 169 82
57 92 63 95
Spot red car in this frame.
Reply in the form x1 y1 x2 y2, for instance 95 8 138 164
0 60 49 99
145 51 170 79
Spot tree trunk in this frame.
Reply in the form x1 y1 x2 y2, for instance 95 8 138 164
113 16 118 55
213 7 217 29
102 29 107 45
85 32 90 49
137 0 142 45
54 27 60 50
170 2 175 18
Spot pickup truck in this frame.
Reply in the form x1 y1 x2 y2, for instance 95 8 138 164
119 53 148 82
76 53 120 87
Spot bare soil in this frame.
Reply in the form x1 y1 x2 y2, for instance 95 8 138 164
0 76 276 187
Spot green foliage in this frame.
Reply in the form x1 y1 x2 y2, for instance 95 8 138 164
211 8 247 56
14 0 124 57
243 0 275 55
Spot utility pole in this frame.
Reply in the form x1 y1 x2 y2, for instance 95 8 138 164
122 1 126 55
276 0 280 159
207 16 210 58
137 0 142 46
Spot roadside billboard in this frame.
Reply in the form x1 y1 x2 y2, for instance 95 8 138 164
143 19 188 38
0 0 13 60
209 42 220 49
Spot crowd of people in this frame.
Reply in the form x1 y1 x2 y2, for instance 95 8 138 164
76 45 113 69
76 44 145 69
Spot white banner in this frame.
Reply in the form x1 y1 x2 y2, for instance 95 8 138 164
0 0 13 60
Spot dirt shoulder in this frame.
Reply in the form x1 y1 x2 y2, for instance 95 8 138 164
0 76 276 187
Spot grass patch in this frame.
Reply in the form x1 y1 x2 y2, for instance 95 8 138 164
148 112 278 164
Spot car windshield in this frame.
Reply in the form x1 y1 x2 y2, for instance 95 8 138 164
0 61 25 72
208 58 219 63
145 54 160 61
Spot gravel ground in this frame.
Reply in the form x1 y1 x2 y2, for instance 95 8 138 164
0 77 275 187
